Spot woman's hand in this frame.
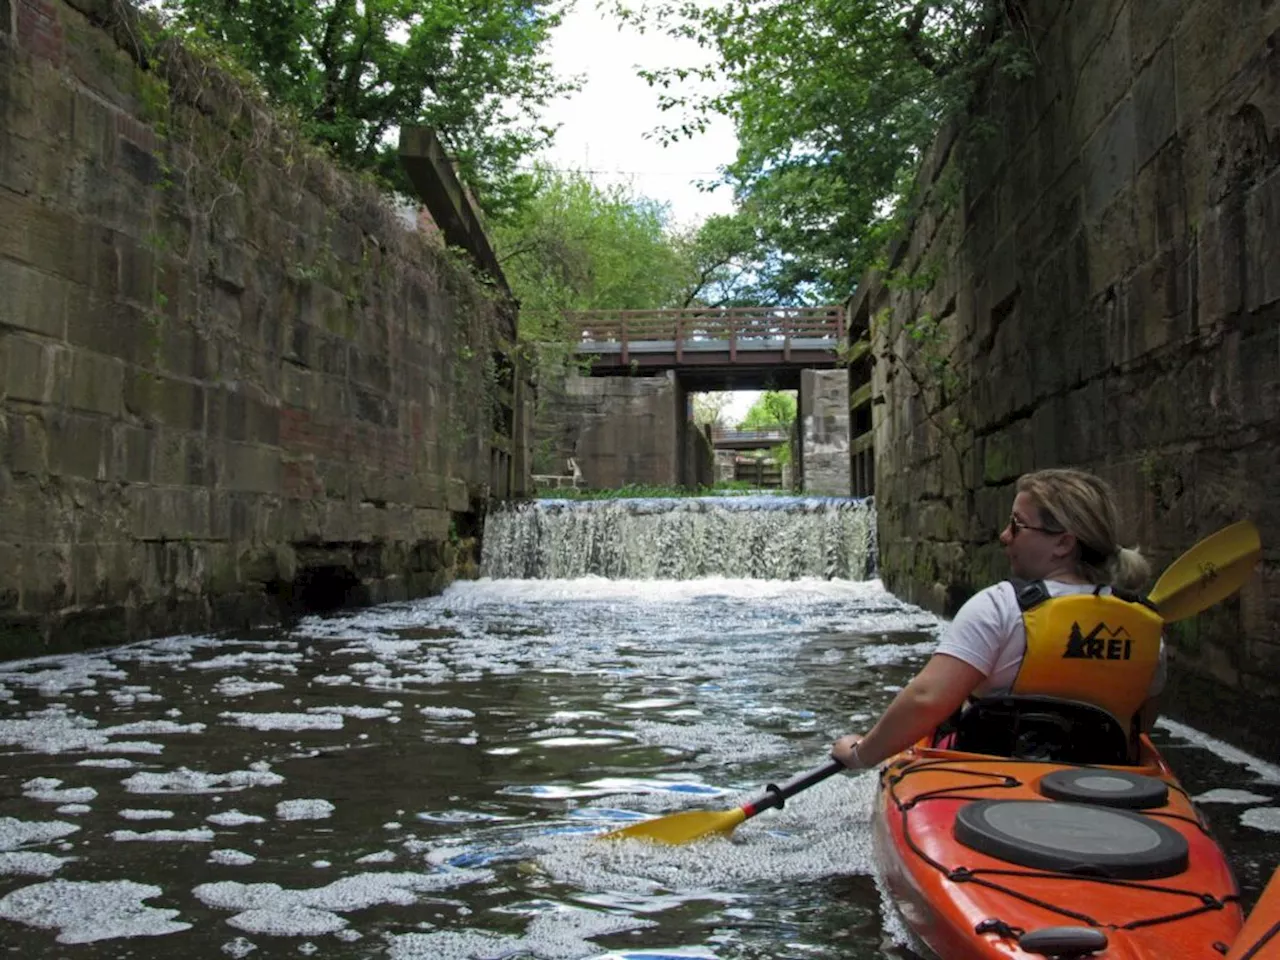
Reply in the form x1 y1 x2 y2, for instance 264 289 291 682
831 734 865 769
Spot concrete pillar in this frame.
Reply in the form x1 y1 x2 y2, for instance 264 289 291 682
799 369 851 495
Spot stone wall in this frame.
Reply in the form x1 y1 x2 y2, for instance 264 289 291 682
0 0 526 656
860 0 1280 750
799 369 851 496
535 373 684 489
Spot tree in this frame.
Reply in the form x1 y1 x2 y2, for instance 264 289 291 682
615 0 1031 300
490 165 697 343
691 391 732 428
154 0 576 217
738 390 796 430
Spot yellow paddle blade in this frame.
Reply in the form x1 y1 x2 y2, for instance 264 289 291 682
599 807 747 845
1149 520 1261 623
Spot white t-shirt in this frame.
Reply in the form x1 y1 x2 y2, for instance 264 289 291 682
935 580 1167 699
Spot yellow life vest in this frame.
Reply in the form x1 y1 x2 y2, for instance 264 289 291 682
1008 580 1165 729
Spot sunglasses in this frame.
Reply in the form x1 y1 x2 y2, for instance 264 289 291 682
1008 514 1062 538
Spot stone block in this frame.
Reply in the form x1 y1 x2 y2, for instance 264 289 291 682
1195 201 1244 328
1174 0 1268 123
47 411 109 480
0 190 90 284
1070 4 1132 139
1086 187 1139 298
149 427 189 487
1244 166 1280 311
123 371 205 432
158 325 212 381
20 541 69 613
68 348 124 416
1083 97 1137 223
0 256 68 339
1134 43 1177 171
1 332 54 403
221 441 281 494
4 412 49 475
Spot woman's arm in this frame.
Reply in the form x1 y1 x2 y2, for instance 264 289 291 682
832 653 985 769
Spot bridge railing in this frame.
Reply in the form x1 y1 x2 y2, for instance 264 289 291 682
711 427 789 445
567 306 845 364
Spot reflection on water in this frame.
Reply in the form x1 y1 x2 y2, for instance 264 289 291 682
0 577 1276 958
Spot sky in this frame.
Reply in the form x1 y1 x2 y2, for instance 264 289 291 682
536 0 761 421
536 1 738 230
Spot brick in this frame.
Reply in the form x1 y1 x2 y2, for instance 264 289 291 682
0 258 69 338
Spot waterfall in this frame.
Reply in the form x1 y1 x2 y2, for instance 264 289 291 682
480 495 877 580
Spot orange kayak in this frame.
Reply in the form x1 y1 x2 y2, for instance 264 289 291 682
1225 867 1280 959
874 736 1247 959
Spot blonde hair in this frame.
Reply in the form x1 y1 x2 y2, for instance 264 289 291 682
1016 468 1151 592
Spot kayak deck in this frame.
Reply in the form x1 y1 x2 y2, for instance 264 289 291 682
874 739 1244 959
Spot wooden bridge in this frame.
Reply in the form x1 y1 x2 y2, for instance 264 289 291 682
568 306 845 389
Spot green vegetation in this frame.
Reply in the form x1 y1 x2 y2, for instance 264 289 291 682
613 0 1032 301
151 0 574 216
737 390 796 431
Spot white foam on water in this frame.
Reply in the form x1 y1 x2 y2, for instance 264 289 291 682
229 905 347 936
78 758 137 769
0 817 80 850
56 804 92 816
215 677 287 697
277 799 335 821
857 639 938 666
312 675 355 686
221 712 344 732
108 720 207 736
22 777 97 804
111 828 216 842
123 767 285 794
98 741 167 754
0 879 190 943
1157 719 1280 784
628 719 791 764
420 706 476 720
437 576 895 607
1241 808 1280 833
386 905 657 960
195 871 493 937
0 657 127 696
307 706 394 720
0 852 71 877
1194 789 1274 805
211 849 258 866
121 809 176 820
208 811 268 826
222 936 258 957
356 851 396 864
0 706 115 754
108 687 164 706
533 773 876 901
186 652 304 672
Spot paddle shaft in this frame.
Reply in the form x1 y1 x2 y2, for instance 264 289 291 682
738 759 847 821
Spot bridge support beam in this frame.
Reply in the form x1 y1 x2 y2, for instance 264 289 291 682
798 369 852 496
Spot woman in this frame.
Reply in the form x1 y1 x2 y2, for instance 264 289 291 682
832 468 1161 771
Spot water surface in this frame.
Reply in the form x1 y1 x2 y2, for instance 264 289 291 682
0 577 1277 958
